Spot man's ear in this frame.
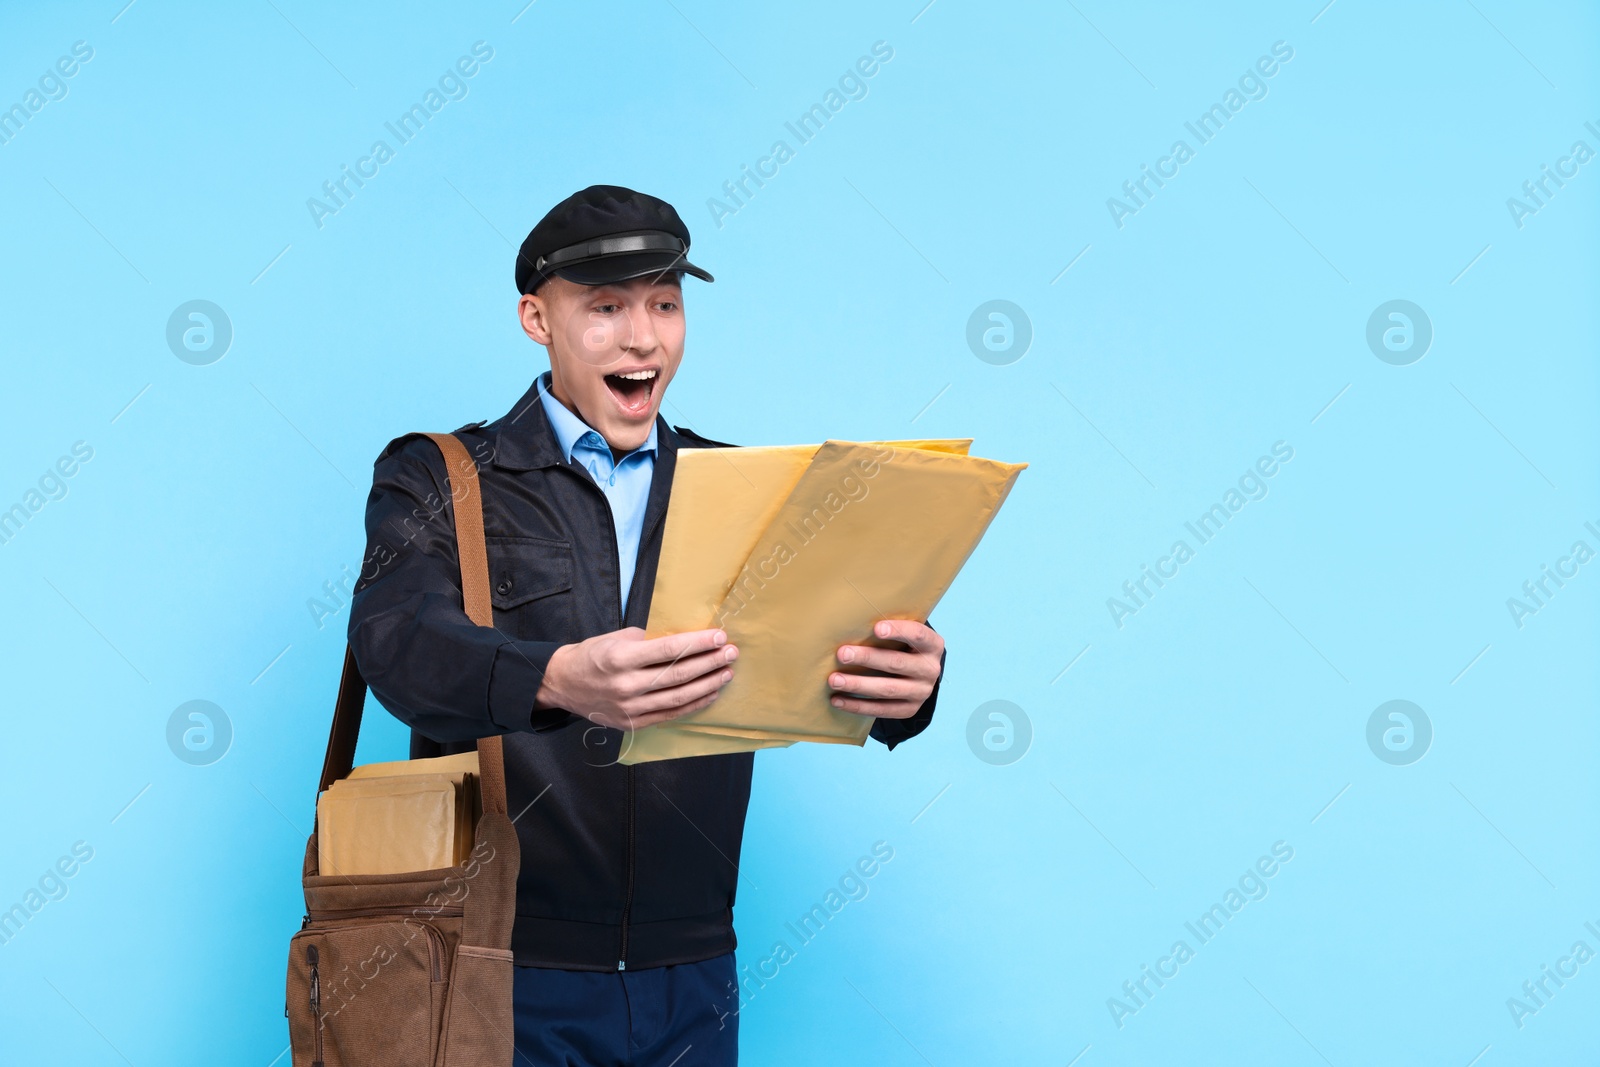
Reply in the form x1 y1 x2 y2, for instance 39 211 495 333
519 292 553 345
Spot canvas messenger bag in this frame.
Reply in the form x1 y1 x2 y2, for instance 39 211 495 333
285 432 520 1066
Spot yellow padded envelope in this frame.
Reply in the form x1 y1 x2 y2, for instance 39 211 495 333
346 751 480 782
617 439 975 763
317 774 472 875
317 752 482 875
617 438 1024 764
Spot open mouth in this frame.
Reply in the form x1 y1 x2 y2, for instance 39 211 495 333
603 368 658 418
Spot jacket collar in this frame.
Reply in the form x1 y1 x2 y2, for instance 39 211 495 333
489 370 678 473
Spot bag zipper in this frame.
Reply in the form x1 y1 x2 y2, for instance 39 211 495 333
300 914 450 982
307 944 324 1067
306 904 464 922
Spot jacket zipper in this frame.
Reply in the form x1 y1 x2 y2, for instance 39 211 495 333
608 480 637 973
619 765 636 970
618 443 675 969
564 460 640 972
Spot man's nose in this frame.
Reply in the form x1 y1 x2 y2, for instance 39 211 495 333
622 303 658 354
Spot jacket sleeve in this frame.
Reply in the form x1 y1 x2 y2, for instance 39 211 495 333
346 434 572 744
868 622 946 751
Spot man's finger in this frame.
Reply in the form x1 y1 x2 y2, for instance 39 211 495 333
628 678 729 728
869 618 942 656
835 644 930 680
628 663 734 716
828 671 924 702
636 684 726 726
637 643 738 693
624 627 729 669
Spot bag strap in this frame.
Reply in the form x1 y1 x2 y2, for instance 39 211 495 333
316 431 509 817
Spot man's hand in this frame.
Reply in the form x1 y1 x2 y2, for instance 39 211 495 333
534 627 738 732
828 619 945 720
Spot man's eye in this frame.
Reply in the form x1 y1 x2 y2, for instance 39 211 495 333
657 302 678 312
594 304 619 314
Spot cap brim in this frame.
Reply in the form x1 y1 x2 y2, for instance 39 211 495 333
552 250 713 287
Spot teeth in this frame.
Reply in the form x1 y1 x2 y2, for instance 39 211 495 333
614 370 656 380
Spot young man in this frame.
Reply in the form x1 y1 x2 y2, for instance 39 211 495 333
347 185 946 1065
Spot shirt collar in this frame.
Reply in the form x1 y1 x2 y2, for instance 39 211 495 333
535 370 658 464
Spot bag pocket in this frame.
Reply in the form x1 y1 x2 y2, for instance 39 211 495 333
287 917 449 1067
435 944 515 1067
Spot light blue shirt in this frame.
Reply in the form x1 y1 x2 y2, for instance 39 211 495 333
536 371 658 616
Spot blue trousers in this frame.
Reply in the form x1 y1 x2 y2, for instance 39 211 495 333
512 952 738 1066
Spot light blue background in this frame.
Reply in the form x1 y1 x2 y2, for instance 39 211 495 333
1 1 1596 1063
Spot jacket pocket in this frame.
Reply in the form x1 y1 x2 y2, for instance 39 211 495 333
487 536 576 638
287 918 447 1067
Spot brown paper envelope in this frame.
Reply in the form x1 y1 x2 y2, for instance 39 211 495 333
345 753 480 864
318 773 463 876
622 440 980 764
453 774 477 865
345 751 480 781
658 441 1025 744
614 727 795 765
645 440 974 639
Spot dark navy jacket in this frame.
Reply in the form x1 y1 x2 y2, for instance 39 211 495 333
347 377 942 971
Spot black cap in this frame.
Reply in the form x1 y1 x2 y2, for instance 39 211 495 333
516 185 713 295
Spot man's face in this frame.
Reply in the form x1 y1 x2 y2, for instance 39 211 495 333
518 273 685 453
